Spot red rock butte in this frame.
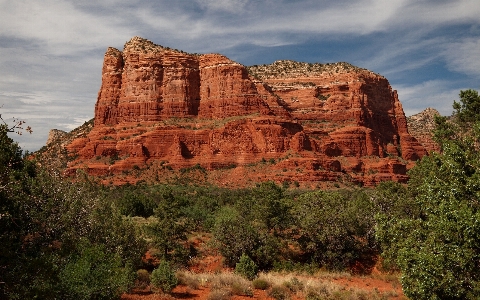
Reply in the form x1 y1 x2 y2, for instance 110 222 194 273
65 36 427 187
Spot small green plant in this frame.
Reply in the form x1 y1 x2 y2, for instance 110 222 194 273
235 254 258 280
150 261 178 293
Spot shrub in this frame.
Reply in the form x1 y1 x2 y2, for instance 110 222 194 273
150 261 178 293
268 285 291 300
283 277 303 292
375 90 480 299
207 289 231 300
60 239 135 300
176 271 201 290
235 254 258 280
252 278 270 290
212 207 258 266
231 281 253 296
210 273 252 297
136 269 150 288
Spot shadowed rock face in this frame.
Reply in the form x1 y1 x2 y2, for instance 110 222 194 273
65 37 427 187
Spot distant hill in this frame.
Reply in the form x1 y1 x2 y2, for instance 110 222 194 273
406 108 441 153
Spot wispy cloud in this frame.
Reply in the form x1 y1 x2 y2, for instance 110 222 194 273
0 0 479 151
395 80 464 116
443 38 480 76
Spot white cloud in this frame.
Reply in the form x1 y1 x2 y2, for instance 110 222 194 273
1 0 479 151
195 0 249 13
394 80 462 116
443 38 480 76
0 0 133 55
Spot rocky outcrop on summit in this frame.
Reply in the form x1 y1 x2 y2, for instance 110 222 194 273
64 37 427 187
95 37 271 126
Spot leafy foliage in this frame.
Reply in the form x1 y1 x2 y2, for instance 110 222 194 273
0 119 144 299
292 189 376 271
376 89 480 299
150 261 178 293
146 188 191 265
235 254 258 280
60 239 135 300
212 206 259 267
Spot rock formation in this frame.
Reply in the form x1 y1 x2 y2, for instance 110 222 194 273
62 37 427 187
406 108 441 153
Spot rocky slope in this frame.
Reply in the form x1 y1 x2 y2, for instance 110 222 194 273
34 119 94 173
45 36 428 187
406 108 440 153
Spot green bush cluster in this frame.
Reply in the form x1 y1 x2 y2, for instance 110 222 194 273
4 89 480 299
150 261 178 293
375 89 480 299
235 254 258 280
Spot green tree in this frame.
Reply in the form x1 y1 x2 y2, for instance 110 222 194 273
372 181 421 271
376 89 480 299
235 253 258 280
293 189 376 271
0 117 144 299
60 239 135 300
150 261 178 294
147 188 190 265
212 206 259 267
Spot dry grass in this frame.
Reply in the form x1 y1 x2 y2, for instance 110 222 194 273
171 269 402 300
176 271 204 290
209 272 253 296
206 288 231 300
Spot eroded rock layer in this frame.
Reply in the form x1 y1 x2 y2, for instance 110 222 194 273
65 37 427 187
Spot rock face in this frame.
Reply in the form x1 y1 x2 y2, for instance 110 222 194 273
46 129 68 146
64 37 427 187
406 108 441 153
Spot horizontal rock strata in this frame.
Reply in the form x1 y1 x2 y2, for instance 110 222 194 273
63 37 427 187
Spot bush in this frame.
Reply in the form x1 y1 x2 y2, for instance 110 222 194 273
207 289 231 300
150 261 178 293
235 254 258 280
283 277 303 292
135 269 150 288
268 285 291 300
60 239 135 300
375 90 480 299
252 279 270 290
292 189 376 270
212 207 258 266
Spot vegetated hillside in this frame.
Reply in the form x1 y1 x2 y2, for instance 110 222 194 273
34 118 94 172
37 36 427 187
406 107 441 153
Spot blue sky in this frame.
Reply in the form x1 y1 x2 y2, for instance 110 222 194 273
0 0 479 151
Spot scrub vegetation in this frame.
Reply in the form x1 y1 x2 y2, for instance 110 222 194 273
1 89 479 299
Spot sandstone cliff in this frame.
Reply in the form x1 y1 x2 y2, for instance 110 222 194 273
61 37 427 187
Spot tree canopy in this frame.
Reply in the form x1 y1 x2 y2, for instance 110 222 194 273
376 89 480 299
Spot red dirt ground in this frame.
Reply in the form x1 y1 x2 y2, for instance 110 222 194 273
122 254 406 300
